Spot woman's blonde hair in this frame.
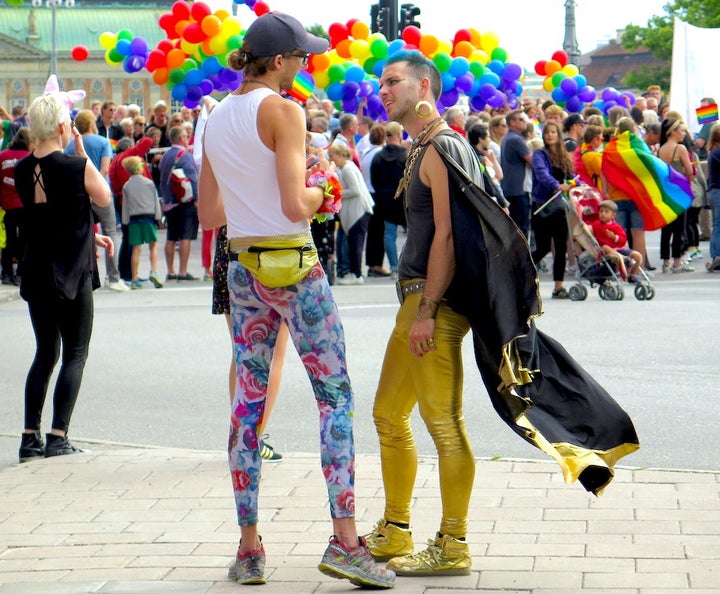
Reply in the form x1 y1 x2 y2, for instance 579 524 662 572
329 143 352 160
28 94 69 142
708 122 720 152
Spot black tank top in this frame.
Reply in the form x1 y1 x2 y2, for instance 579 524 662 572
15 151 98 300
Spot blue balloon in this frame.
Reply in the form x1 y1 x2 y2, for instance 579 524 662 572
448 56 470 78
185 68 204 87
574 74 587 89
441 72 456 93
487 59 505 76
327 82 344 102
551 87 568 103
479 72 500 88
373 60 387 78
171 83 187 101
388 39 405 55
345 65 365 83
116 39 132 57
201 57 222 76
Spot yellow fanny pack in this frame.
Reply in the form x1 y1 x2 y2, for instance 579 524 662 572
228 234 319 288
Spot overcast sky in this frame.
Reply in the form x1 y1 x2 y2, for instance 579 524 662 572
204 0 669 70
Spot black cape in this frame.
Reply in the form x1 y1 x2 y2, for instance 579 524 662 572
429 130 639 495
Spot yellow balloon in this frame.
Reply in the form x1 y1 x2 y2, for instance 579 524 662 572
314 71 330 90
349 39 370 60
470 49 488 65
99 32 117 50
351 21 370 40
328 50 344 66
221 16 242 37
480 31 500 53
562 64 579 76
209 34 228 56
437 40 453 55
368 32 387 43
543 77 555 92
180 39 198 56
215 9 230 20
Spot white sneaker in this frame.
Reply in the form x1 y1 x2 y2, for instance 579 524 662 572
337 275 364 285
107 279 130 292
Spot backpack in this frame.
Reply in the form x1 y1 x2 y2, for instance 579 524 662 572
170 149 194 203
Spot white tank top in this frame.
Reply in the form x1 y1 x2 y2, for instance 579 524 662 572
203 88 309 238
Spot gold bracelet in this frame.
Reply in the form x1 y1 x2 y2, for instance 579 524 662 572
416 295 439 320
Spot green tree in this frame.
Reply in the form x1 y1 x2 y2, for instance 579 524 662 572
621 0 720 90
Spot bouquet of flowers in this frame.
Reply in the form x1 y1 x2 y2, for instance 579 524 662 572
307 170 342 223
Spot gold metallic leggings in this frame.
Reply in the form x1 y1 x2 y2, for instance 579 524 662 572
373 293 474 538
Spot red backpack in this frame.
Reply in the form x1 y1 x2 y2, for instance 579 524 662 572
170 149 194 203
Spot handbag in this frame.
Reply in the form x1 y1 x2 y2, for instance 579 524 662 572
170 150 194 203
533 194 567 220
229 235 319 288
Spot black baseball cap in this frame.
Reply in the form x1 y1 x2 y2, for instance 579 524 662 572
244 12 329 58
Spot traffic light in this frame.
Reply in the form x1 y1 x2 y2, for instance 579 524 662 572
370 3 380 34
399 3 421 31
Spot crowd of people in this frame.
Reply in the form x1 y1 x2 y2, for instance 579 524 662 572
0 11 710 587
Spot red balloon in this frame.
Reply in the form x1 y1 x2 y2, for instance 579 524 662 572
551 50 568 67
254 1 270 16
346 18 360 30
328 22 349 40
183 22 205 44
171 1 191 20
190 1 211 22
71 45 89 61
453 29 472 45
158 13 178 38
401 25 421 46
157 39 175 54
534 60 547 76
145 49 166 72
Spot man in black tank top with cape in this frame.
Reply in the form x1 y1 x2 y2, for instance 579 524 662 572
364 50 639 578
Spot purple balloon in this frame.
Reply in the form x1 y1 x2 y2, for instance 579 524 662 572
601 87 618 102
503 62 522 81
219 68 236 84
470 95 486 111
503 80 518 94
578 85 597 103
565 95 583 113
366 94 383 114
622 92 636 107
130 37 148 56
200 80 213 96
480 83 497 101
603 99 618 113
507 95 519 110
560 77 578 96
455 73 474 94
186 85 203 102
440 88 460 107
359 80 374 98
487 92 505 108
342 97 358 113
343 81 360 100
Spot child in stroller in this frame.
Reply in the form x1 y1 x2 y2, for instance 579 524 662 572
591 200 644 282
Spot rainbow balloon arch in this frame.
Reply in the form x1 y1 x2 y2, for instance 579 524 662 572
73 0 635 117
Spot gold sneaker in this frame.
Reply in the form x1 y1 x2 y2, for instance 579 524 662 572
364 518 414 562
387 533 471 576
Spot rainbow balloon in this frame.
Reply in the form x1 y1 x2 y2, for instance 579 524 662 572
288 70 315 103
601 131 693 231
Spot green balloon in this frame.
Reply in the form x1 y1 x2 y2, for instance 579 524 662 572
328 64 346 83
182 58 197 72
370 38 388 59
169 68 186 84
217 53 228 67
226 34 242 51
491 47 507 62
433 52 452 73
469 62 485 78
363 57 378 75
108 48 123 63
552 71 566 86
117 28 134 42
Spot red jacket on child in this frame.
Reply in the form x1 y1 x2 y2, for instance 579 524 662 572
591 219 628 250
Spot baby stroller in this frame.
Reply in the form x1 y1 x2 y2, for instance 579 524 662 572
566 186 655 301
311 218 336 285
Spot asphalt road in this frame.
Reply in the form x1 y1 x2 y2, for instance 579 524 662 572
1 232 718 474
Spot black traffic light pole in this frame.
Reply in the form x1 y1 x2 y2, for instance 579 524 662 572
371 0 421 40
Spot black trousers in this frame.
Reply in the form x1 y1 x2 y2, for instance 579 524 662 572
531 210 568 282
24 278 94 433
365 209 386 268
1 208 26 278
348 213 371 277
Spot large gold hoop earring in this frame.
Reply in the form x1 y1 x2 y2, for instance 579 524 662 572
414 100 433 118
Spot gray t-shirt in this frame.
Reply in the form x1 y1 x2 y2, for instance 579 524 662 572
500 129 530 196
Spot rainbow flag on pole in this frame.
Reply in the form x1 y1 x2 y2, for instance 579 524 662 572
696 103 719 125
601 131 693 230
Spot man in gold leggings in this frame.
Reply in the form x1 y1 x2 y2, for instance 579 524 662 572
365 51 475 577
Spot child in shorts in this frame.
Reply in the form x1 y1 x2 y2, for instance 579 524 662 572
121 156 163 289
591 200 644 282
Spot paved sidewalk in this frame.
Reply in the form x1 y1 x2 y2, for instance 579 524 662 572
0 440 718 593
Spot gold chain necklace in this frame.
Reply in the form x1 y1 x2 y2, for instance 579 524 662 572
395 116 445 199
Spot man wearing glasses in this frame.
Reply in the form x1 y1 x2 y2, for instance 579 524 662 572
563 113 586 152
198 12 395 589
500 109 533 236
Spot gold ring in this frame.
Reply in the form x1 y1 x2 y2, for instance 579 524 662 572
427 338 435 345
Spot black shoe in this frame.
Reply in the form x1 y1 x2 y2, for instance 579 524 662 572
177 272 197 281
44 433 84 458
19 431 45 463
368 267 392 277
1 274 14 286
551 287 569 299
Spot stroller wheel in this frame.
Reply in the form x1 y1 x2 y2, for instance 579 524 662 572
568 284 587 301
634 284 647 300
646 286 656 300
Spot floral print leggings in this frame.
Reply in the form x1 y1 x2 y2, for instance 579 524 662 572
227 260 356 526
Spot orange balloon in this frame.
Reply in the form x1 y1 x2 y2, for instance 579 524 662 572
544 60 561 75
166 48 186 69
453 40 474 58
175 19 190 38
311 52 330 71
201 15 222 37
418 35 439 57
468 28 482 48
351 21 370 40
152 67 169 85
202 38 214 56
335 38 352 59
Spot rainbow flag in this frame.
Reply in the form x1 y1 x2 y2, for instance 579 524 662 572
287 70 314 104
601 131 692 230
696 103 718 125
